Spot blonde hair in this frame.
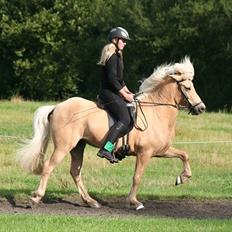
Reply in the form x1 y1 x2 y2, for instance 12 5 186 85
139 56 194 94
98 42 122 66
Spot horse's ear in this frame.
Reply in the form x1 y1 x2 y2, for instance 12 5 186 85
169 73 182 82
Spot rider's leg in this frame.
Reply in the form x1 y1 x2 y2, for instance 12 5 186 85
97 121 127 163
97 91 131 163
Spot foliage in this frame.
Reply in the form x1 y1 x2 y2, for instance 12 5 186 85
0 0 231 110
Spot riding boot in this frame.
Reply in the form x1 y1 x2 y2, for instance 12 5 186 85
97 122 127 163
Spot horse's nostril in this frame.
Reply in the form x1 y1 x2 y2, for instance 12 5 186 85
194 103 206 114
199 103 206 112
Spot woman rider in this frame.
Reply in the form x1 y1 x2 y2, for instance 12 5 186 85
97 27 134 163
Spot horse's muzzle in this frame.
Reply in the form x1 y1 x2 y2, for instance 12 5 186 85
190 102 206 115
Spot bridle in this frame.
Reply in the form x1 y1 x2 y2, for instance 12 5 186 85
176 79 203 115
133 79 203 130
135 79 199 110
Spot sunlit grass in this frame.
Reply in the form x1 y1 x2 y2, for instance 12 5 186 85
0 214 232 232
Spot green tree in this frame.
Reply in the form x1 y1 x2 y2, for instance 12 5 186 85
0 0 231 110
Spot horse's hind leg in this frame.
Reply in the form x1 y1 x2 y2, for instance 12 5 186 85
160 146 192 185
31 148 67 204
70 140 101 208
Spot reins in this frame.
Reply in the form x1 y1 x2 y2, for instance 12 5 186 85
133 91 181 110
137 100 178 109
133 99 180 131
68 88 194 130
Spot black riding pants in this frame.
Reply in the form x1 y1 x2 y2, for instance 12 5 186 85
99 89 132 136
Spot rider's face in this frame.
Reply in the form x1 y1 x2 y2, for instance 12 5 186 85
117 38 126 50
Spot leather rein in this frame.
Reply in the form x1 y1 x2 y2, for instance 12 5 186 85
132 100 180 131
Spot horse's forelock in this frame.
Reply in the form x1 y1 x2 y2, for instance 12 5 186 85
176 56 194 80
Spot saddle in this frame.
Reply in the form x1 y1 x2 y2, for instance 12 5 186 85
96 96 136 161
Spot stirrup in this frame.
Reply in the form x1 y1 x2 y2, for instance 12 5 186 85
97 150 118 163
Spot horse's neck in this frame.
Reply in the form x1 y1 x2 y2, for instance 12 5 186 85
142 82 179 128
152 81 177 104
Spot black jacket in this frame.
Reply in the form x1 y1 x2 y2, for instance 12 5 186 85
100 52 125 94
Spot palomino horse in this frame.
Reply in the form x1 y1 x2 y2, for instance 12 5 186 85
17 57 205 210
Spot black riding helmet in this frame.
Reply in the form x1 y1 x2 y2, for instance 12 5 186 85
108 27 131 42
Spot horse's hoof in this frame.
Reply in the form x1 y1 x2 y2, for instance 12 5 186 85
28 197 40 208
31 196 41 204
89 201 101 209
30 192 41 205
175 176 182 185
136 203 145 211
85 201 101 209
80 195 101 209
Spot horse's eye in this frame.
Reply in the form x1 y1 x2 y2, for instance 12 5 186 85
184 86 191 91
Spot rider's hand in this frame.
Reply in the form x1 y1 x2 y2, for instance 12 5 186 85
124 93 134 102
119 87 134 102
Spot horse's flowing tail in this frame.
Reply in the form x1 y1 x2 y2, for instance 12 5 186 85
17 105 56 175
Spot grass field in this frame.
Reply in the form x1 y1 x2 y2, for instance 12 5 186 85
0 100 232 231
0 215 232 232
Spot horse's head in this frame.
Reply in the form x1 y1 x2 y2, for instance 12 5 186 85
138 56 206 115
169 58 206 115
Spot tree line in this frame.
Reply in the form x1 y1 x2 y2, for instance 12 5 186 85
0 0 231 111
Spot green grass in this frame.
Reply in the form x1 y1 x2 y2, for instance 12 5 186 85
0 215 231 232
0 101 232 231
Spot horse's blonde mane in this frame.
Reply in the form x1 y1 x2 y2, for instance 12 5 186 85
139 56 194 94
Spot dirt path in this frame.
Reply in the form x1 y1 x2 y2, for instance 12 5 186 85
1 197 232 219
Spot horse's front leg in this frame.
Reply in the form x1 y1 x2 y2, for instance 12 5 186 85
127 152 151 210
161 146 192 185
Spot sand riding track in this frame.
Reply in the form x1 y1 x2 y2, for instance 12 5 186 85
1 197 232 219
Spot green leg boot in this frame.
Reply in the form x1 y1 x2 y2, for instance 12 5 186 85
97 122 127 163
97 141 118 163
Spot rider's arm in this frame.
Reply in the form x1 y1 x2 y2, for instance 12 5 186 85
105 54 125 92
